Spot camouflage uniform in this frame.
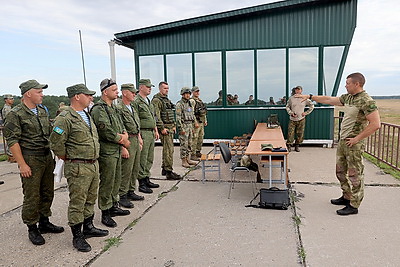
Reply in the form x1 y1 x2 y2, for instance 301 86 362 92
336 91 378 208
90 98 125 211
50 106 100 226
190 95 207 157
4 103 55 225
133 94 157 180
152 93 175 172
116 100 141 195
286 96 314 145
176 97 195 159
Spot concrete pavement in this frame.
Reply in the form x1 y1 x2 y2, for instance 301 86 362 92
0 145 400 266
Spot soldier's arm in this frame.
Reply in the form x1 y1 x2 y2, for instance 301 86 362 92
91 106 122 144
49 116 69 160
175 102 183 131
151 98 165 131
303 99 315 116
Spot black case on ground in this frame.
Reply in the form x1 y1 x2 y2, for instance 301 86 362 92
259 187 290 210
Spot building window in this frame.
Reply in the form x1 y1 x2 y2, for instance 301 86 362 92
166 53 192 103
195 52 222 106
289 47 318 96
138 55 164 88
323 46 345 96
226 50 254 106
257 49 286 106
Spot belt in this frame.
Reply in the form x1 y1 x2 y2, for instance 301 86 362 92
66 158 97 164
140 128 154 131
184 120 194 124
128 133 139 137
21 148 50 156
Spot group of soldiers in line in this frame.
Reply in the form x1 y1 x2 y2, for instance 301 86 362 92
3 78 207 253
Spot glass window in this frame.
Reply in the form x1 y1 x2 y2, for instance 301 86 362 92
226 50 254 106
289 47 318 96
257 49 286 106
166 53 192 103
194 52 222 106
138 55 164 91
323 46 344 96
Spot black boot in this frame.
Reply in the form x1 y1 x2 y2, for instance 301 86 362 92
82 215 109 238
101 209 117 228
146 177 160 188
166 171 181 180
127 190 144 201
161 168 167 176
138 178 153 194
119 194 134 208
71 223 91 252
336 205 358 216
330 196 350 206
109 203 130 217
38 216 64 234
295 144 300 152
286 144 291 152
28 224 45 245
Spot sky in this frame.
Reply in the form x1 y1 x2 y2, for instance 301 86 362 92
1 0 399 97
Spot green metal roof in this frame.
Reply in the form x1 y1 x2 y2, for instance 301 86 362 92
114 0 357 54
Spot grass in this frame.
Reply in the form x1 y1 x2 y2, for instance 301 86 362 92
103 236 122 252
363 153 400 180
0 154 7 161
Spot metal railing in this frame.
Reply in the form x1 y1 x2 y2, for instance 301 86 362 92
365 122 400 171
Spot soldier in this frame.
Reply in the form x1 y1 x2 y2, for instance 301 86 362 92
152 81 181 180
2 94 15 162
49 84 108 252
4 79 64 246
190 86 208 160
90 78 131 228
286 86 314 152
176 87 199 168
133 79 160 193
117 83 144 209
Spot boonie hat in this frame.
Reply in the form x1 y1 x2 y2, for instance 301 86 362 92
3 94 13 100
121 83 138 93
67 84 96 98
19 80 48 95
100 78 117 91
139 79 154 87
191 86 200 92
180 87 191 95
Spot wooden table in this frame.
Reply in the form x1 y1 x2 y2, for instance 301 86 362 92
245 125 288 188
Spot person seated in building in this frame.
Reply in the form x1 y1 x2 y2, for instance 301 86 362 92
215 90 222 106
277 96 287 105
268 97 276 105
233 94 239 105
245 95 254 105
227 94 235 105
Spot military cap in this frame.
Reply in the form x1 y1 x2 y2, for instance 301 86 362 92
191 86 200 92
121 83 138 93
19 79 48 95
294 85 303 90
66 83 96 98
100 78 117 91
180 87 192 95
3 94 13 100
139 79 154 87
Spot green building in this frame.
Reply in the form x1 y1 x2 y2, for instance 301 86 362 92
114 0 357 145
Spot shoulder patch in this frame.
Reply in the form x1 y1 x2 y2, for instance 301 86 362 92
53 126 64 135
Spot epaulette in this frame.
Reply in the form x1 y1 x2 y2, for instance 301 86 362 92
58 110 68 117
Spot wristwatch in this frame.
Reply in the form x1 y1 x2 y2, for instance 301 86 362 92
309 94 313 100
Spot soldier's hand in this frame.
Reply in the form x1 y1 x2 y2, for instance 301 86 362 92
20 163 32 178
121 147 130 158
161 129 169 135
155 131 160 140
180 131 185 135
195 123 199 128
204 122 208 127
124 139 131 149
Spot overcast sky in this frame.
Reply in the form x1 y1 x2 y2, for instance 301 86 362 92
1 0 399 97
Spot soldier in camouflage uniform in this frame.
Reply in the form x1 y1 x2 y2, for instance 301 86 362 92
50 84 108 252
90 78 131 228
2 94 15 163
190 86 208 160
4 80 64 246
132 79 160 193
296 72 380 215
152 81 181 180
117 83 144 208
176 87 199 168
285 86 314 152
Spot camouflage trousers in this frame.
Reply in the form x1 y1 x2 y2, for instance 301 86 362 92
21 152 55 225
336 140 365 208
179 123 193 159
65 161 99 226
119 136 140 196
138 130 155 180
192 122 205 155
98 151 121 210
160 126 175 171
287 118 306 145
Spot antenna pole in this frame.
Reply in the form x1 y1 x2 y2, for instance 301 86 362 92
79 30 87 85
